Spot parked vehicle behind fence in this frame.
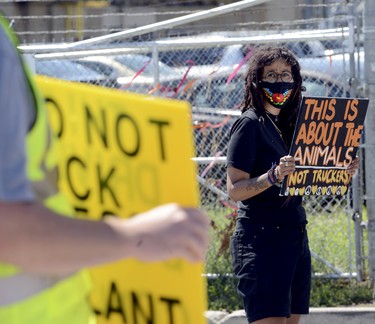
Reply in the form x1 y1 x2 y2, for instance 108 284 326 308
176 66 350 111
35 59 120 88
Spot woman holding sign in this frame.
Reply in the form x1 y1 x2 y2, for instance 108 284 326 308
226 46 359 324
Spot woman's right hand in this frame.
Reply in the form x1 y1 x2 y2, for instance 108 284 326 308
276 155 296 181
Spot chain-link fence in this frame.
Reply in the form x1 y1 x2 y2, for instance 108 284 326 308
13 0 369 293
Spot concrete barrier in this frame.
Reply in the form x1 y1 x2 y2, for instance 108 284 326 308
205 306 375 324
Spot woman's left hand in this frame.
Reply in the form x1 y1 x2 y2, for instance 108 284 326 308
347 156 360 176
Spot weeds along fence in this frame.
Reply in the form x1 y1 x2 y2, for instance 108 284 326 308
16 2 369 286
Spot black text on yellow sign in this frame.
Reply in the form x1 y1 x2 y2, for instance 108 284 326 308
36 76 207 324
45 96 173 218
94 281 184 324
87 259 204 324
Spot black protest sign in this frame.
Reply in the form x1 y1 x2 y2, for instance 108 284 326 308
280 96 368 196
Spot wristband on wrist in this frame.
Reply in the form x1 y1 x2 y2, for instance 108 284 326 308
267 162 282 187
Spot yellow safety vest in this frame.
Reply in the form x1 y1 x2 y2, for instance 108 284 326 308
0 15 95 324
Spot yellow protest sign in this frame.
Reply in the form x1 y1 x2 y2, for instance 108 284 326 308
36 76 207 324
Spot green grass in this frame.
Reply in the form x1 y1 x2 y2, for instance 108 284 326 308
306 198 369 276
310 278 373 307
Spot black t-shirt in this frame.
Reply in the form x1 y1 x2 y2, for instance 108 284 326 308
227 108 306 226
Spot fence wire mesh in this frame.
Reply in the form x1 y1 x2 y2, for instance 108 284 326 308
12 0 369 298
29 36 367 280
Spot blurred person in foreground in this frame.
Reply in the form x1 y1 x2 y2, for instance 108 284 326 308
0 14 209 324
226 45 360 324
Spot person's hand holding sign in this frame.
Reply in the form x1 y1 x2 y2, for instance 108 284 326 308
275 155 296 181
346 156 360 176
105 203 209 263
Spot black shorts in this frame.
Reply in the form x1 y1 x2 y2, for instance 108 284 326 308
230 220 311 323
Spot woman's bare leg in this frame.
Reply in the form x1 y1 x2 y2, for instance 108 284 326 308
286 314 300 324
250 314 301 324
251 317 287 324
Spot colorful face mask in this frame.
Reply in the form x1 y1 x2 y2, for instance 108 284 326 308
260 81 294 109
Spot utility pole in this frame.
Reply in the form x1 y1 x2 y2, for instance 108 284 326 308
364 0 375 299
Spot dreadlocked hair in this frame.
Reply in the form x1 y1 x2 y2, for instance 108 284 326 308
241 45 303 145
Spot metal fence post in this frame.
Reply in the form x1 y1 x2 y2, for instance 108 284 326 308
152 44 160 92
348 1 365 282
364 0 375 299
